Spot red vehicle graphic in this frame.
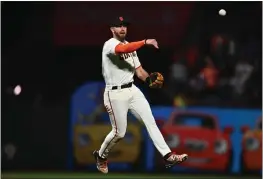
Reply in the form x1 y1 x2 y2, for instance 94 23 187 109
240 117 262 173
155 111 233 172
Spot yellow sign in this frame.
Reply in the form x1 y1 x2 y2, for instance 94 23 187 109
73 124 142 164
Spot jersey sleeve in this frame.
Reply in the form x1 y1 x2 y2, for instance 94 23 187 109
134 51 141 69
105 38 121 55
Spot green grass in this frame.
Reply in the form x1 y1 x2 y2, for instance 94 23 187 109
1 172 261 179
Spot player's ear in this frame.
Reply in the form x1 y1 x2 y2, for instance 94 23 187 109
110 27 115 33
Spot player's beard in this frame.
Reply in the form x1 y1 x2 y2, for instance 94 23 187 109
114 31 126 42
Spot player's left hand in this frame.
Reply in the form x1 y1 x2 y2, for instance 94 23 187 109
149 72 164 88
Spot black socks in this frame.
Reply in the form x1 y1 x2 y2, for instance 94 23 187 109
163 152 172 160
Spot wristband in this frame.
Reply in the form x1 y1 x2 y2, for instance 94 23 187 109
144 39 147 45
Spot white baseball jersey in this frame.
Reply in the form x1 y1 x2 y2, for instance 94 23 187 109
102 38 141 86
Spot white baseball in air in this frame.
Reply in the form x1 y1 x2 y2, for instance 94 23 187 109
13 85 22 95
219 9 226 16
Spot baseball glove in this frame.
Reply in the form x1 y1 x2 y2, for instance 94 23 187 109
148 72 164 88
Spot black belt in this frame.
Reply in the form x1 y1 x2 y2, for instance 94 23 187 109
112 82 133 90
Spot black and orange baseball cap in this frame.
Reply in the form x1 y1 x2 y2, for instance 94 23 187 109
109 16 130 27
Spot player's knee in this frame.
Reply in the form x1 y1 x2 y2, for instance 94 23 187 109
112 127 126 138
116 132 125 139
115 131 126 139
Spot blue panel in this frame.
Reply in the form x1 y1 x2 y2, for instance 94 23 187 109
69 82 262 174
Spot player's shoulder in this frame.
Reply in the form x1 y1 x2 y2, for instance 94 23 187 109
104 38 120 46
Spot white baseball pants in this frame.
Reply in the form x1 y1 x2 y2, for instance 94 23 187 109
98 84 171 159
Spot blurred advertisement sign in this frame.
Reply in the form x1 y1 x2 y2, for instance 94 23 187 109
155 111 234 172
69 82 261 174
74 124 142 164
69 82 143 170
54 2 194 46
150 107 262 174
240 117 262 173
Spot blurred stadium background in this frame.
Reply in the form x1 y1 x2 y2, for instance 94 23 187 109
2 1 262 179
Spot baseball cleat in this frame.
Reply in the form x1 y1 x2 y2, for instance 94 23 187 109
164 152 188 168
93 150 108 174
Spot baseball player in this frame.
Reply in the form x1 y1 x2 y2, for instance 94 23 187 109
93 16 188 174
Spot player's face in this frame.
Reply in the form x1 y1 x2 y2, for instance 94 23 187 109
111 25 127 40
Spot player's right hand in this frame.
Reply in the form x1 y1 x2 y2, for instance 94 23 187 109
145 39 159 49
